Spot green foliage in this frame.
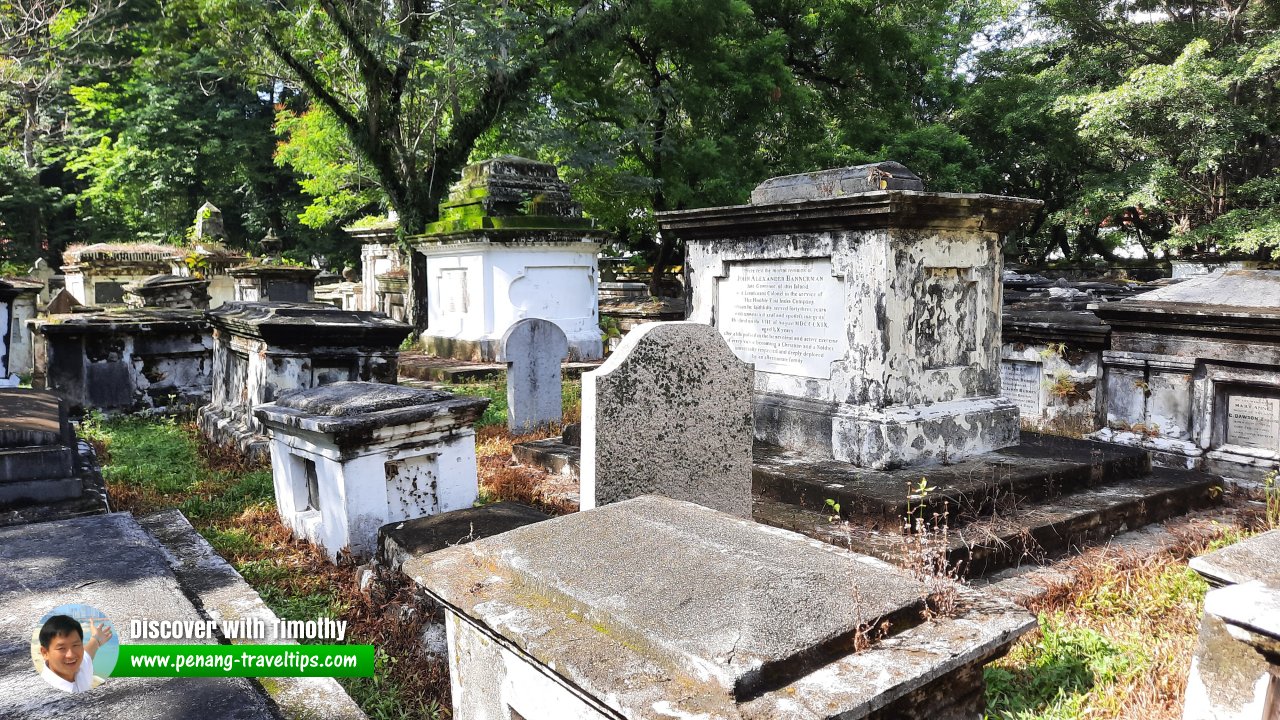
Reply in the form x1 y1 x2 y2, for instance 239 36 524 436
274 106 382 229
985 622 1141 719
340 652 446 720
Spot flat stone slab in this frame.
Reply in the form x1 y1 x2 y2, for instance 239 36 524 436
1204 580 1280 642
139 511 367 720
754 432 1150 523
0 513 276 719
408 495 1034 718
1191 529 1280 586
376 501 551 573
411 496 927 699
750 161 924 204
511 438 580 479
0 390 69 447
254 381 488 442
397 351 601 383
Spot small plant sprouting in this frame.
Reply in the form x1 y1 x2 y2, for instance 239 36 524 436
900 478 962 618
824 497 841 521
1039 342 1067 360
1265 471 1280 530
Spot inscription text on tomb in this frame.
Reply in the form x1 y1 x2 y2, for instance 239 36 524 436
1226 394 1280 452
716 258 846 379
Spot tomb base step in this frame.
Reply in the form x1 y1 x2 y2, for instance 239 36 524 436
0 439 110 527
753 432 1150 525
398 352 601 384
752 466 1223 578
511 438 581 479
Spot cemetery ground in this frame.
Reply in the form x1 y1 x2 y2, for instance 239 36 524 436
79 382 1273 720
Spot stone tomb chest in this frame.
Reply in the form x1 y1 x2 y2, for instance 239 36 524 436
229 265 321 304
61 243 180 306
408 495 1034 720
255 382 488 561
413 156 605 362
31 309 212 413
0 390 81 506
658 162 1041 468
198 302 412 457
1090 270 1280 480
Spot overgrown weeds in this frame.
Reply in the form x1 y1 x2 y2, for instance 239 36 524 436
985 516 1258 720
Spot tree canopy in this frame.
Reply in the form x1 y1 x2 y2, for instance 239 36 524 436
1 0 1278 268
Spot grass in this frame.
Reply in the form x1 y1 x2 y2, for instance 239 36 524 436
89 378 579 719
983 516 1262 720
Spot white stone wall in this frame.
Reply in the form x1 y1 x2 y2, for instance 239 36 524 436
419 241 602 361
444 612 615 720
265 420 479 560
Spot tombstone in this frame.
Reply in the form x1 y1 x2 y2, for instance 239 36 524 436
581 321 754 518
123 274 211 310
31 310 213 413
414 156 605 362
659 162 1042 469
30 257 55 305
197 302 413 458
61 243 180 306
229 265 320 303
1090 270 1280 480
254 382 489 561
168 246 248 308
193 201 225 241
500 318 568 434
1182 531 1280 720
0 280 21 387
0 389 109 521
405 495 1036 720
5 279 41 378
1001 306 1110 436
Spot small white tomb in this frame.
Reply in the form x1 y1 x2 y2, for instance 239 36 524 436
254 381 489 561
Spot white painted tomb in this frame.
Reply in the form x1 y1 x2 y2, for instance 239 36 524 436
255 382 489 561
414 156 604 362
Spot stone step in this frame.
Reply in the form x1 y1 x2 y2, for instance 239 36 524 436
398 352 601 383
752 467 1223 578
511 437 580 479
752 433 1150 526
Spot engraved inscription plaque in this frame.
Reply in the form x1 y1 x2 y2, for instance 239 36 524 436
1226 395 1280 451
1000 360 1042 418
439 268 469 315
716 258 847 379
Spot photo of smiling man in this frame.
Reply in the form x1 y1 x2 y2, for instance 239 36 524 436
32 608 116 693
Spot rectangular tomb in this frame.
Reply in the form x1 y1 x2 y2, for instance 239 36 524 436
197 303 412 458
660 162 1041 469
255 382 488 561
405 495 1035 719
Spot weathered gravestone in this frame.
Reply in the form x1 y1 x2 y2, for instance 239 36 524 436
194 200 225 241
500 318 568 434
659 161 1043 469
406 495 1036 720
581 321 753 518
254 381 489 561
1182 530 1280 720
